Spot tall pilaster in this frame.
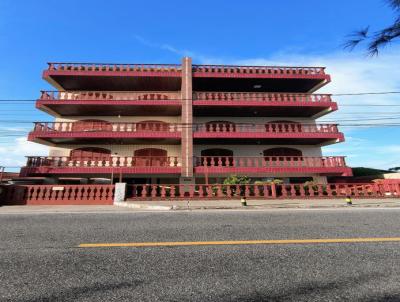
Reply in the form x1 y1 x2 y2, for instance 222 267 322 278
180 57 193 179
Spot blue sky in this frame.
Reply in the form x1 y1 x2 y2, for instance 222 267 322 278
0 0 399 170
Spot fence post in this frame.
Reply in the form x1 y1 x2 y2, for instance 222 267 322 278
271 183 277 198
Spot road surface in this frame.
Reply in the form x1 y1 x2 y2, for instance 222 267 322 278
1 208 400 301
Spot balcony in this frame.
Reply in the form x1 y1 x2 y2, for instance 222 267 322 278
193 92 337 117
28 121 181 145
43 62 182 91
192 64 330 93
20 156 181 176
37 91 181 116
194 156 352 176
193 122 344 145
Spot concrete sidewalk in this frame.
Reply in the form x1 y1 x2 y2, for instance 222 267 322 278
116 198 400 210
0 205 137 214
1 198 400 214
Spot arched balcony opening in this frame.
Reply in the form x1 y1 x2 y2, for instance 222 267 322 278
205 121 236 132
71 119 112 132
265 120 302 133
200 148 234 166
70 147 111 160
136 120 169 131
134 148 168 166
263 147 303 161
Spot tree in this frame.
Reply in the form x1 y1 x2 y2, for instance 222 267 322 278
223 175 251 185
344 0 400 55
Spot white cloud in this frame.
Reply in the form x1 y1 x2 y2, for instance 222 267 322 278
0 137 47 169
133 35 224 64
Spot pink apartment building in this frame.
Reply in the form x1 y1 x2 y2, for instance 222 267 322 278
20 57 352 186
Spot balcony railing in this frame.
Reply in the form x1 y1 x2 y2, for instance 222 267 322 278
32 122 338 134
25 156 181 168
194 156 347 168
32 122 182 133
39 91 181 101
40 91 333 102
194 123 339 134
193 92 332 103
192 64 326 76
47 62 182 72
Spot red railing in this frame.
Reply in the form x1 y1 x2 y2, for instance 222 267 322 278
47 62 181 72
192 65 326 75
194 156 347 168
39 91 180 101
1 184 114 205
193 92 332 103
25 156 181 168
32 122 181 133
128 183 400 199
194 123 339 134
32 122 338 134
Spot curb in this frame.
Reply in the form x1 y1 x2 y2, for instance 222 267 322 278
115 201 400 211
114 201 172 211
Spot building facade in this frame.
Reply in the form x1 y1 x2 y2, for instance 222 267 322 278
20 57 352 185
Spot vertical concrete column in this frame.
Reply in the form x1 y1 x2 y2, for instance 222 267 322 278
180 57 193 180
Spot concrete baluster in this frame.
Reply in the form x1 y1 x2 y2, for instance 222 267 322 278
281 185 288 198
226 186 232 197
151 185 157 198
254 185 260 198
290 185 296 197
326 184 333 197
308 185 315 197
141 185 147 198
217 185 223 197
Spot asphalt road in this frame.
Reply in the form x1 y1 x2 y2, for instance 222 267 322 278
1 208 400 301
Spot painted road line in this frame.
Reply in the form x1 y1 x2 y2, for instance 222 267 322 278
78 237 400 248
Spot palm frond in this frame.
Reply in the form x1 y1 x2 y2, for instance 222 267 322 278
347 26 370 39
343 27 369 50
367 20 400 55
386 0 400 10
342 39 364 50
367 34 392 56
344 2 400 55
380 19 400 35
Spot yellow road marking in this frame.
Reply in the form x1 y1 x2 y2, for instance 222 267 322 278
78 237 400 248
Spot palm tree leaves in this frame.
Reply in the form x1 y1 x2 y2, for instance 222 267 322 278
343 26 370 51
344 0 400 56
